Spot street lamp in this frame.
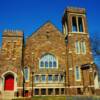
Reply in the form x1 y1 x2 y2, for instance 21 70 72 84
31 52 34 97
64 71 66 95
22 68 25 97
32 71 34 97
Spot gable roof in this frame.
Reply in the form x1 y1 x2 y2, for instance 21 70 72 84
26 21 63 40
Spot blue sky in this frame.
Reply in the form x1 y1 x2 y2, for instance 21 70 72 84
0 0 100 45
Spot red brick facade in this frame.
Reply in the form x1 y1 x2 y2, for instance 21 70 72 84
0 7 97 97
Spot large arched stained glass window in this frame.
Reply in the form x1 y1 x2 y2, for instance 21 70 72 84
39 54 58 68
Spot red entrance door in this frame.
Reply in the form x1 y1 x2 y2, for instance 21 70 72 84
4 74 14 91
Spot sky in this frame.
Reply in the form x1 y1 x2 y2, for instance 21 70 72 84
0 1 100 47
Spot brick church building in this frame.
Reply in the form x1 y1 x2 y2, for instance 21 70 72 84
0 7 99 98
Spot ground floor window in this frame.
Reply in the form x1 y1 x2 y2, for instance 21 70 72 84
34 89 39 95
61 88 65 95
55 88 59 95
41 89 46 95
77 88 82 94
48 88 53 95
34 88 65 95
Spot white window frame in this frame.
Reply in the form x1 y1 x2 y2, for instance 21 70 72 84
75 41 80 54
41 75 46 83
75 66 81 81
39 54 58 69
81 41 86 54
72 16 77 32
34 75 39 83
48 75 53 82
54 75 59 82
78 17 84 32
24 67 30 82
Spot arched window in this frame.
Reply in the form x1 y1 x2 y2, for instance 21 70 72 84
72 17 77 32
53 61 57 67
39 54 58 68
24 67 29 82
81 41 86 54
75 66 81 81
78 17 83 32
49 61 52 68
40 61 44 68
75 41 80 54
45 61 48 68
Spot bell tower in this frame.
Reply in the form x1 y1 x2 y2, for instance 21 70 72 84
2 30 23 67
62 7 89 36
62 7 95 95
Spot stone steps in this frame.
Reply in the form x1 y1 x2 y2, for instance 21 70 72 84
2 91 14 100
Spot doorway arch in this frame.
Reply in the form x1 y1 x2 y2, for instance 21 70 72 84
1 71 17 91
4 74 14 91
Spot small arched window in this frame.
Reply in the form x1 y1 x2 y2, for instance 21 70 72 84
45 61 48 68
53 61 57 67
81 41 86 54
49 61 52 68
75 66 81 81
24 67 29 82
40 61 44 68
39 54 58 68
75 41 80 54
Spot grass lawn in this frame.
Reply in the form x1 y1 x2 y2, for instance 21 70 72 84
13 96 100 100
32 96 66 100
13 96 66 100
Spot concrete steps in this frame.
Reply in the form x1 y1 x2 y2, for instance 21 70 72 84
2 91 14 100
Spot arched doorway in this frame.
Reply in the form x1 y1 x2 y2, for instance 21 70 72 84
4 74 14 91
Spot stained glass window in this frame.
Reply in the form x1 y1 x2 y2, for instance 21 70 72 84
39 54 57 68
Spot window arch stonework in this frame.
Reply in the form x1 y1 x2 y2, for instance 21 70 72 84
39 54 58 69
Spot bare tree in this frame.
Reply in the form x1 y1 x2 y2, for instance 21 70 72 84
90 32 100 68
